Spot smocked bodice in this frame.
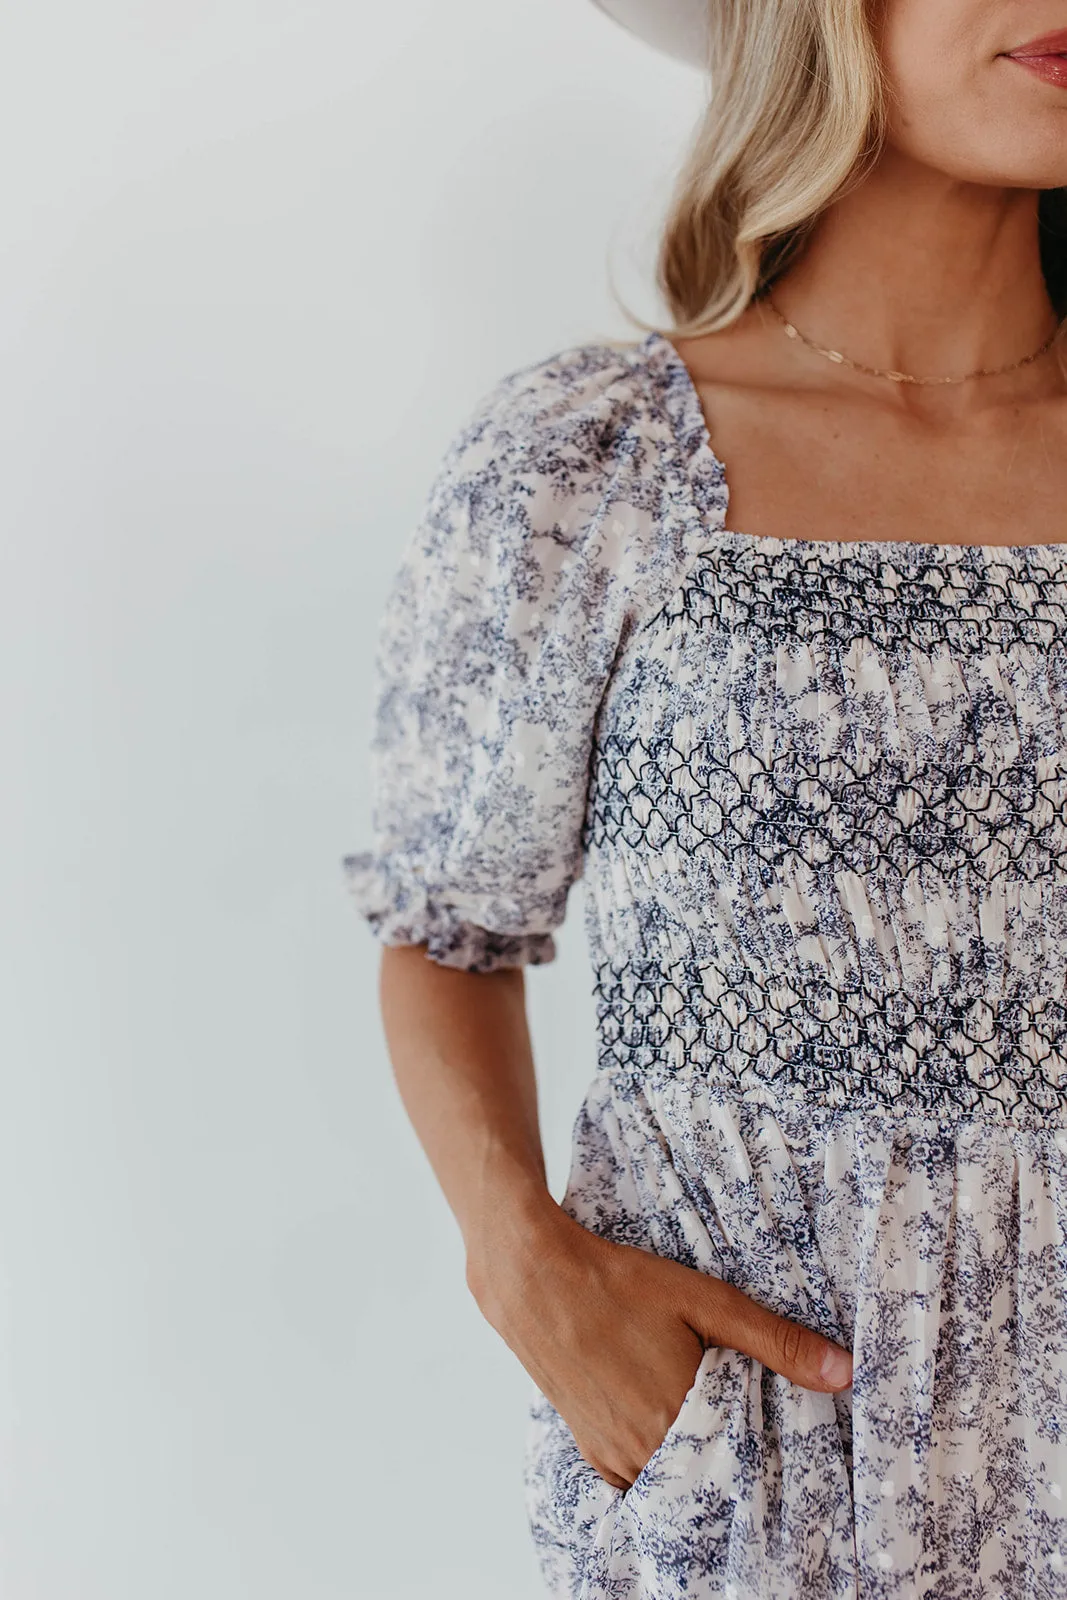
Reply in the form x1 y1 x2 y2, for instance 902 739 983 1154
583 530 1067 1126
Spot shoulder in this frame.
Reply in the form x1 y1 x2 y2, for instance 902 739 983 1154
402 332 725 638
432 333 681 506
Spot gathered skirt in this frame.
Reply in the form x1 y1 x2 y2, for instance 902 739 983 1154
522 1061 1067 1599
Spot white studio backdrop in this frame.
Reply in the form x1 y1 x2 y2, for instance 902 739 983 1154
0 3 704 1597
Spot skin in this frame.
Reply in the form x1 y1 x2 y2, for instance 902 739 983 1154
375 0 1067 1494
673 0 1067 546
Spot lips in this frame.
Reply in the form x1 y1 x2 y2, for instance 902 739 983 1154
1006 52 1067 88
1005 28 1067 86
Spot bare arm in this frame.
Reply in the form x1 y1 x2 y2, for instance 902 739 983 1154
378 942 555 1283
377 942 854 1492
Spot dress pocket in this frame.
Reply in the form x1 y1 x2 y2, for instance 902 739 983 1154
620 1342 714 1501
523 1376 622 1599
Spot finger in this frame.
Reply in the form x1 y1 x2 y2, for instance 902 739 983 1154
579 1450 631 1491
685 1275 853 1392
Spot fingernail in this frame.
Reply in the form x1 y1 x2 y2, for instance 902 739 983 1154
819 1345 853 1388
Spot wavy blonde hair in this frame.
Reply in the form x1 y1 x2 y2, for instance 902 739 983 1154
626 0 1067 339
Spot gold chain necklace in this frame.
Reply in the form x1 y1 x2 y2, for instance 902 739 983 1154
764 293 1060 386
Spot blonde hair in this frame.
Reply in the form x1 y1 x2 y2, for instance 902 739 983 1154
620 0 1067 342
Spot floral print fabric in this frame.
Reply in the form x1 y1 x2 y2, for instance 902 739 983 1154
342 328 1067 1597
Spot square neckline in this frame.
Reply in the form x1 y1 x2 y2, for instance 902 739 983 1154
640 327 1067 563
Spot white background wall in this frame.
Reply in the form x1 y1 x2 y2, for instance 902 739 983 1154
1 3 704 1595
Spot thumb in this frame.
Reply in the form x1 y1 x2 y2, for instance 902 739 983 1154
685 1273 854 1393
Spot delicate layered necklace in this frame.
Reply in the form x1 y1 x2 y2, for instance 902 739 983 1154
763 293 1061 387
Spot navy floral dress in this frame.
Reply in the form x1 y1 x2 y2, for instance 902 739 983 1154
341 329 1067 1599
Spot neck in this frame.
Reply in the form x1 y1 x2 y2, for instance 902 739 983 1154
772 146 1061 391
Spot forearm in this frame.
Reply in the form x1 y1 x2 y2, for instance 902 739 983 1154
377 942 560 1300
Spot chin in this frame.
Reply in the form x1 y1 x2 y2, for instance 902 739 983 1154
892 131 1067 193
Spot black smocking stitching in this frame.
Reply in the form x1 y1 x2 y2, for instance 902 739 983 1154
584 735 1067 888
661 542 1067 653
594 956 1067 1125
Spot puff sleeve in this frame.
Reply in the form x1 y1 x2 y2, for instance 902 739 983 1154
339 342 667 972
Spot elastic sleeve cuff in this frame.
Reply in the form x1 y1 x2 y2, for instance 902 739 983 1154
340 852 558 973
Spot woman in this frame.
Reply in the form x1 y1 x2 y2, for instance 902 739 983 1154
342 0 1067 1594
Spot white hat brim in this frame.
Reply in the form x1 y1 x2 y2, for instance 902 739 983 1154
590 0 709 67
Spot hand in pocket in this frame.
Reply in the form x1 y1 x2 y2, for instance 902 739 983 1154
469 1202 854 1492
